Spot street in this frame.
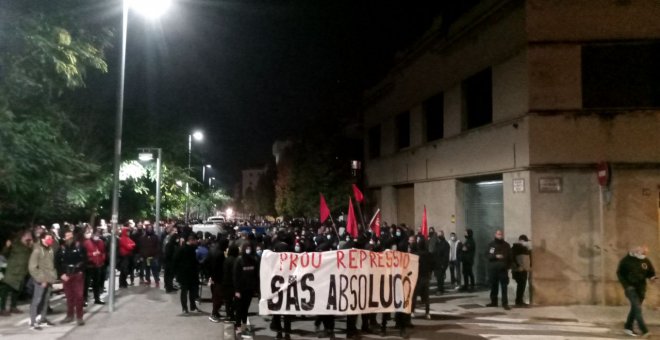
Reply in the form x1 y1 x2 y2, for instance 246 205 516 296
0 279 657 340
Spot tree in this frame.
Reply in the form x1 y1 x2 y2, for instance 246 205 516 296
0 0 112 229
275 136 354 219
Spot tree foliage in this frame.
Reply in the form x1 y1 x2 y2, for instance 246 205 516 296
0 0 112 227
275 137 354 219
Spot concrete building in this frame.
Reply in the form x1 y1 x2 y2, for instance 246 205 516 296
242 166 267 197
363 0 660 306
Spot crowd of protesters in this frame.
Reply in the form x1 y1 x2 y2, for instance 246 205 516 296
164 219 483 340
0 217 533 339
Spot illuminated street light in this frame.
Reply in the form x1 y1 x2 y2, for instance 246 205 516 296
108 0 170 313
127 0 172 19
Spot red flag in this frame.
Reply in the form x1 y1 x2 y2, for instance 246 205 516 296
352 184 364 203
421 205 429 240
346 197 358 238
320 193 330 223
368 209 381 236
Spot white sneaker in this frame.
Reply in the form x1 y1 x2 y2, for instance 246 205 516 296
623 329 638 337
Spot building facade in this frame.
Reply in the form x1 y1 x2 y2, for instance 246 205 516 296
363 0 660 305
242 166 267 197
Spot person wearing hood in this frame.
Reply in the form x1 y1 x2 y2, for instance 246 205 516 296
233 243 259 335
269 232 293 340
174 235 200 314
428 227 449 295
413 235 433 321
222 244 239 323
617 246 657 337
207 239 225 323
485 230 512 310
56 230 88 325
460 228 476 291
511 235 532 307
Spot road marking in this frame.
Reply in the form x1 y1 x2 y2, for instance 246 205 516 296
479 335 617 340
458 322 611 333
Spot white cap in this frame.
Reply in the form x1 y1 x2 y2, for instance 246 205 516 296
52 223 60 230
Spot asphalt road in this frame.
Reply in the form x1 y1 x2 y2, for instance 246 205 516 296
0 282 656 339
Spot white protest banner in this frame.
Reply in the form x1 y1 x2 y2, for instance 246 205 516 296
258 249 419 316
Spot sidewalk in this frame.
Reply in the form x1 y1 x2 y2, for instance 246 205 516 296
428 285 660 328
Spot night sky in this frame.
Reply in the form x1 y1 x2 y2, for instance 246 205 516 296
88 0 446 188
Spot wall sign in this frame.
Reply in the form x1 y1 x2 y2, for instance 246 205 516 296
539 177 562 193
513 178 525 193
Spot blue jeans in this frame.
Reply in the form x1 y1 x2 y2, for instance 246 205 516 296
142 257 160 283
29 282 51 325
624 287 648 334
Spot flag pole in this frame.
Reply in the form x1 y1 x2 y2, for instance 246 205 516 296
356 201 368 235
328 213 339 238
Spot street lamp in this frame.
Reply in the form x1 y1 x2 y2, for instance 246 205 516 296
138 148 162 236
185 130 203 224
202 164 212 184
109 0 170 313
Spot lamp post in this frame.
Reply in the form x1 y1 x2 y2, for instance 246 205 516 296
138 148 162 236
185 131 203 224
202 164 211 185
108 0 171 313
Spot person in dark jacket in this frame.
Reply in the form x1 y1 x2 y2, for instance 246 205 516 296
460 228 476 291
174 235 199 314
315 234 337 340
207 240 225 323
163 227 179 293
140 225 161 287
511 234 531 307
233 243 259 334
617 246 657 337
56 230 87 325
413 235 433 321
486 230 512 310
222 244 239 324
428 228 450 295
269 233 293 340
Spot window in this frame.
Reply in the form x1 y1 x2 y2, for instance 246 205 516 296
396 111 410 149
368 125 381 159
583 42 660 108
423 93 444 141
463 68 492 130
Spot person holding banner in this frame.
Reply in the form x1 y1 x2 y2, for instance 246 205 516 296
269 232 293 340
314 234 337 340
233 243 259 335
412 235 433 320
